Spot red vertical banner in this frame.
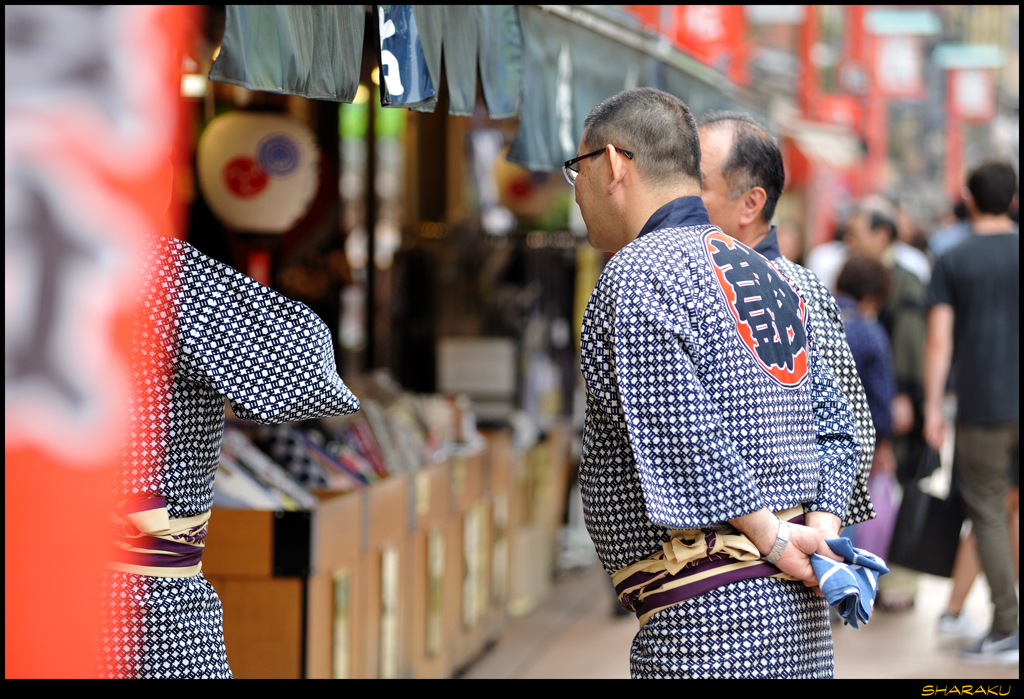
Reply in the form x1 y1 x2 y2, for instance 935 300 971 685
840 5 870 196
4 6 198 677
673 5 747 85
624 5 662 34
945 70 966 204
864 32 889 194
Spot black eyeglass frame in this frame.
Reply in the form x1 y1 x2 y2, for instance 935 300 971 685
563 147 634 186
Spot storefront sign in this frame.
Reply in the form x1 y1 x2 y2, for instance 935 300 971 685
874 35 925 99
949 68 996 123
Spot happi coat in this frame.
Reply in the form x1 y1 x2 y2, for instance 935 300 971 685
579 197 858 679
754 228 877 527
101 236 360 679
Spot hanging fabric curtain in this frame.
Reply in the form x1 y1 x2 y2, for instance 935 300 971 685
209 5 523 119
388 6 524 118
210 5 366 102
505 6 752 172
506 6 660 171
376 5 436 111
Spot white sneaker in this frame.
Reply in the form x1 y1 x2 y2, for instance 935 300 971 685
959 630 1019 665
938 612 985 640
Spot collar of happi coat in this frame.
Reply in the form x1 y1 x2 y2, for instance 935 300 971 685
752 225 781 260
636 196 711 239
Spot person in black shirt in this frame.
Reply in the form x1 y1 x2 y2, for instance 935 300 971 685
924 160 1019 664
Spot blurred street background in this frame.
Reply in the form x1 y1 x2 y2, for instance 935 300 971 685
6 5 1019 679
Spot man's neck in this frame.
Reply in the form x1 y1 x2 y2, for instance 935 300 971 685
971 213 1015 235
625 188 700 245
732 222 771 249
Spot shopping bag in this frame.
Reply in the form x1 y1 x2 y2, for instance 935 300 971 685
852 471 901 559
886 448 964 578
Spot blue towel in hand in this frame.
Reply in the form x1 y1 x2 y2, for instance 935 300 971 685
811 538 889 629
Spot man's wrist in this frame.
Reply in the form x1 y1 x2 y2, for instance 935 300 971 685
762 519 790 565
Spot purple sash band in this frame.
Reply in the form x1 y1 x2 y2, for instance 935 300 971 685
110 546 204 569
618 512 806 621
122 535 206 556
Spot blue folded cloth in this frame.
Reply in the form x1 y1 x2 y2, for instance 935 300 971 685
811 538 890 629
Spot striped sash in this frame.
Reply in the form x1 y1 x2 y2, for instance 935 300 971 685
109 496 209 578
613 506 805 627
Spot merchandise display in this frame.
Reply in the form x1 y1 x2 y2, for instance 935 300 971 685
215 371 491 509
201 365 571 679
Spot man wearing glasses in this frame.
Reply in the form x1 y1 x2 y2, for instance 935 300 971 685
572 87 857 678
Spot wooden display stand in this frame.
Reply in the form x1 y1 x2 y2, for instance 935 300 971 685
305 489 364 679
445 448 491 673
359 474 411 678
480 429 513 643
205 422 571 679
202 509 307 679
407 460 452 678
507 424 571 617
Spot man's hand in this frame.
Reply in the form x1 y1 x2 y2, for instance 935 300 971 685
923 404 946 452
773 523 828 596
729 508 833 597
871 439 897 476
804 510 843 559
892 393 915 436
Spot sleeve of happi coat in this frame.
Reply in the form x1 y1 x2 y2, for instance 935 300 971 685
803 310 859 519
177 243 360 422
811 285 876 525
776 258 876 525
612 271 766 530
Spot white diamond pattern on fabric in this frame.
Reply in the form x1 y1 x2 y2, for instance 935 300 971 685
579 224 859 577
629 577 834 679
101 571 233 679
101 237 359 678
771 256 876 527
578 220 857 679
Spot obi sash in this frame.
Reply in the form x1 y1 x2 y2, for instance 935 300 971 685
612 506 805 627
109 496 209 578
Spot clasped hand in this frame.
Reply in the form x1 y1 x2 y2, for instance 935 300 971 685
775 512 844 597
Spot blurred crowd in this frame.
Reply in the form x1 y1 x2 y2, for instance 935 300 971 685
799 164 1019 658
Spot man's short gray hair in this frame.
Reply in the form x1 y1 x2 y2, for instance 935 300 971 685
697 111 785 223
583 87 702 188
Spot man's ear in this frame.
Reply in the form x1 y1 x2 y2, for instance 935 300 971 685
738 186 768 227
606 144 629 194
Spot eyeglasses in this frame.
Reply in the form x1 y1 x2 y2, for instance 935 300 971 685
563 147 634 187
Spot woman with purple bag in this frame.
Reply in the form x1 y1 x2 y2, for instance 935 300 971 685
834 257 899 563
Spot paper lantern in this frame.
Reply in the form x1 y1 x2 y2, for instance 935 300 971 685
197 111 320 233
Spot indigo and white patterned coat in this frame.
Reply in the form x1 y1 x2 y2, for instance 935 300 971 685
579 197 858 678
101 237 359 679
755 229 876 527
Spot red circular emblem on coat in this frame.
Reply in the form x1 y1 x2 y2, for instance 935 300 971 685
703 230 809 387
223 156 268 198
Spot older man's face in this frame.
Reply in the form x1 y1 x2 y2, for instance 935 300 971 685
698 126 743 238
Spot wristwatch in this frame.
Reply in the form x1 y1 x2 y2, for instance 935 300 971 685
762 519 791 565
